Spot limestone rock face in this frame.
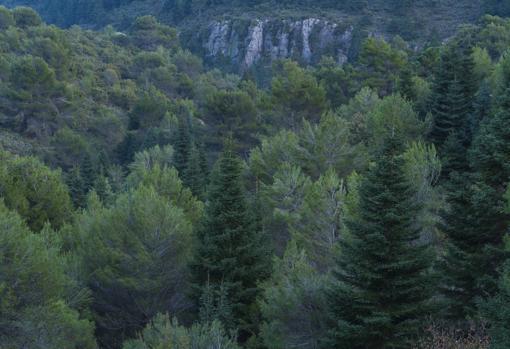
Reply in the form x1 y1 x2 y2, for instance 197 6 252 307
199 18 354 71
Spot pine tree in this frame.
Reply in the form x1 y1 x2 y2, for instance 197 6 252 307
441 58 510 319
173 115 192 179
324 137 434 349
439 171 486 319
398 66 416 101
185 143 207 199
193 140 269 341
481 246 510 348
470 83 510 189
67 166 86 208
80 152 96 193
428 46 476 150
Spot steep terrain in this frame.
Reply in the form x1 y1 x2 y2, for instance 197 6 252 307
0 0 491 71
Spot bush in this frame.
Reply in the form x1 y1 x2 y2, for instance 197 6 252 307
123 314 239 349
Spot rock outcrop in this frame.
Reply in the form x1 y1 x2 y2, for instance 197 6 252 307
197 18 354 71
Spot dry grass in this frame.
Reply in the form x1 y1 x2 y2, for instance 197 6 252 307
415 322 490 349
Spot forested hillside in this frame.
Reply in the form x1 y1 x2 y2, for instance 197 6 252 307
1 3 510 349
0 0 508 72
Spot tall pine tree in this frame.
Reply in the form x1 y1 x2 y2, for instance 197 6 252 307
193 139 269 341
173 115 192 178
428 45 476 152
442 56 510 319
324 137 434 349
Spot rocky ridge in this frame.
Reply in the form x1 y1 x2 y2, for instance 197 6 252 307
197 17 355 71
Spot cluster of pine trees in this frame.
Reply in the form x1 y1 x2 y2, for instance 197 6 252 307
1 5 510 349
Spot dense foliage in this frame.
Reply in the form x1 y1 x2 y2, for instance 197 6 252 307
1 4 510 349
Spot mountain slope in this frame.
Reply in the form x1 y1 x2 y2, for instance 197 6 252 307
0 0 496 71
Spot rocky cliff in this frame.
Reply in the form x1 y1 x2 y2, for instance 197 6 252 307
185 17 356 72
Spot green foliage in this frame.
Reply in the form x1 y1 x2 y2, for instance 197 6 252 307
441 52 510 318
402 142 443 243
259 242 329 349
193 141 270 338
289 169 345 270
428 44 477 151
357 37 408 96
0 6 14 29
314 56 353 108
0 149 72 231
325 137 434 348
205 87 259 151
366 93 426 150
1 4 510 348
481 262 510 349
130 15 179 50
299 112 367 179
75 186 194 347
270 60 327 129
0 201 96 348
11 6 42 28
127 162 204 225
123 314 240 349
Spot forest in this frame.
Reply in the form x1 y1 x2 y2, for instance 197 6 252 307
1 2 510 349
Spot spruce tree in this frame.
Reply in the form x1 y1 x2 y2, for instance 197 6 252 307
432 44 492 319
481 246 510 349
398 66 416 101
185 143 207 199
67 166 86 208
428 45 476 150
439 171 486 318
324 137 434 349
80 152 96 193
440 60 510 319
173 115 192 179
193 140 269 340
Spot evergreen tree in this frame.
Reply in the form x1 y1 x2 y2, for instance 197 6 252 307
470 80 510 189
185 143 207 199
324 137 434 349
173 115 192 179
0 150 73 231
428 45 476 150
193 140 269 341
444 62 510 317
439 171 487 319
93 174 114 206
0 201 96 348
80 151 96 193
398 66 416 101
67 166 86 208
440 82 509 316
438 45 494 320
469 80 492 141
481 232 510 349
77 186 193 348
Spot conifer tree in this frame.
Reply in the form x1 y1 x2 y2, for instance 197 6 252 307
67 166 86 208
428 46 476 150
80 152 96 193
324 137 434 349
439 170 485 318
442 57 510 319
193 139 269 340
398 66 416 101
173 115 192 179
437 45 494 319
481 231 510 349
184 143 207 199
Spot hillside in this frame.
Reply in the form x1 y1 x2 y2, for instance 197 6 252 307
0 0 505 71
2 2 510 349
